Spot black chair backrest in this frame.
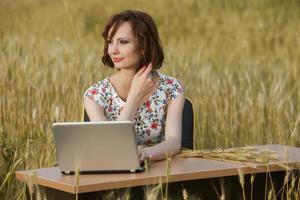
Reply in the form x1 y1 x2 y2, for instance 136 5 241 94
84 108 90 122
83 97 194 150
181 98 194 150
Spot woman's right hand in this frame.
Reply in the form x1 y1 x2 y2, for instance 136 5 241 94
127 63 156 107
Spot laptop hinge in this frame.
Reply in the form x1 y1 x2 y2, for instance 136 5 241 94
62 171 72 175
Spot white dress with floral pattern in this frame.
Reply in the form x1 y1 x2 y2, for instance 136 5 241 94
83 71 184 146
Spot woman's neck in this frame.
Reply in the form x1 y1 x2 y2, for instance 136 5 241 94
113 69 136 92
109 68 158 102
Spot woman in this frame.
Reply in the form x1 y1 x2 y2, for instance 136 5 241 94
83 10 185 163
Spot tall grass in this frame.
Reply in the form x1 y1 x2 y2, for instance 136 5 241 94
1 0 300 199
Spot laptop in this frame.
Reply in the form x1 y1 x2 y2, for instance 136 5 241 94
52 121 144 174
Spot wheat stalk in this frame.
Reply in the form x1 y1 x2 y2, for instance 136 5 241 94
177 147 280 164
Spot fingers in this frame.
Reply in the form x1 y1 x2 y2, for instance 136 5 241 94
139 151 146 163
143 63 153 76
140 80 156 102
130 63 155 106
136 65 147 76
136 63 152 77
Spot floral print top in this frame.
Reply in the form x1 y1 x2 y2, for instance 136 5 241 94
83 71 184 146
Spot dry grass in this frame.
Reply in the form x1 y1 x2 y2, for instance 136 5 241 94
177 146 280 164
1 0 300 199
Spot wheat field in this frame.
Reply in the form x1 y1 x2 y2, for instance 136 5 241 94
0 0 300 199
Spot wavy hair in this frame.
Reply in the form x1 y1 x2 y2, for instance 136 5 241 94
102 10 164 71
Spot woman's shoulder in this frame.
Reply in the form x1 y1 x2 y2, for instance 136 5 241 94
83 76 111 98
156 71 185 101
156 71 184 87
89 76 110 88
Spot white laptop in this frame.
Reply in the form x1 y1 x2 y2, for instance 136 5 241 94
52 121 144 174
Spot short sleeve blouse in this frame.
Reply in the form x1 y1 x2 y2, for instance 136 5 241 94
83 71 184 146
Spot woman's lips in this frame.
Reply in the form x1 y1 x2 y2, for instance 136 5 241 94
112 58 124 62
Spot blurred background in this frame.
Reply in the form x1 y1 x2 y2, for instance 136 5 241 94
0 0 300 199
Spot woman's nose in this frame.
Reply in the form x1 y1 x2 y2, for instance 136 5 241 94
110 43 119 54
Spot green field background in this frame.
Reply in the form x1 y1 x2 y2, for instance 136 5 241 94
0 0 300 199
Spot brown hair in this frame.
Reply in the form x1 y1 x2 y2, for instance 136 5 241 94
102 10 164 71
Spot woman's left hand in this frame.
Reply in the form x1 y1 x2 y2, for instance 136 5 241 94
139 149 153 163
139 150 147 163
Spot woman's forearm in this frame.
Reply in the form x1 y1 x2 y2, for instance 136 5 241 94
143 139 181 161
116 97 139 121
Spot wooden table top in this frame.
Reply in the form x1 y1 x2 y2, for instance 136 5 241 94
15 144 300 194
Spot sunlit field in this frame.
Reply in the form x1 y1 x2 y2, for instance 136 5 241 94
1 0 300 199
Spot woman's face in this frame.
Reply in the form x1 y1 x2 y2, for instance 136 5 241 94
107 22 142 71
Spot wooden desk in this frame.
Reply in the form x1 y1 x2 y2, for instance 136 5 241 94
15 144 300 199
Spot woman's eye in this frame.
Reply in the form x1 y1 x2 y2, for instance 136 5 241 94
120 40 129 44
107 39 113 44
107 39 129 45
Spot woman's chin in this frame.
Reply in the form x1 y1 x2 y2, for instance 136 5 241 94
114 65 135 70
114 64 122 69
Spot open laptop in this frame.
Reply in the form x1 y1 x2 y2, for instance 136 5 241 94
52 121 144 174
